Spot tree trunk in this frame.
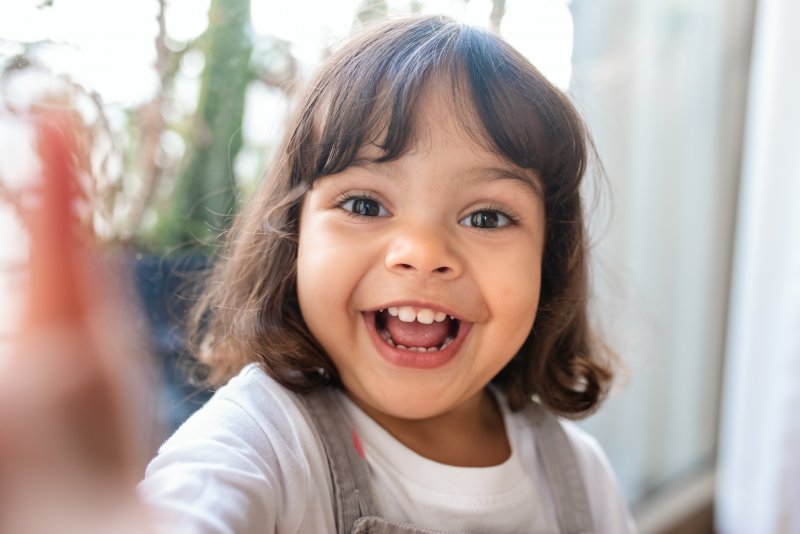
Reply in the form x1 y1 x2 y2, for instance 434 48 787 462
166 0 252 251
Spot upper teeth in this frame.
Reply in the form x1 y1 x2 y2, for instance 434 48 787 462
385 306 449 324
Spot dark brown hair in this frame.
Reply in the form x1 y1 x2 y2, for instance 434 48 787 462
187 15 614 417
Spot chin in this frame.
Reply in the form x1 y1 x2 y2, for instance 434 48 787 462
358 383 463 421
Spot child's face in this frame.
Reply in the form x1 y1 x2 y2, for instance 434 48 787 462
296 87 545 424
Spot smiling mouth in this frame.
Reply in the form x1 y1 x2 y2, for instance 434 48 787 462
373 308 461 352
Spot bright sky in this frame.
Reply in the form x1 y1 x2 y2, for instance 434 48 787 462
0 0 573 106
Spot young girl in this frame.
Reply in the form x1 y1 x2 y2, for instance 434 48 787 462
139 15 635 533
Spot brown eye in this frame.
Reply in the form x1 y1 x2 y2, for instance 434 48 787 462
460 210 511 229
340 196 389 217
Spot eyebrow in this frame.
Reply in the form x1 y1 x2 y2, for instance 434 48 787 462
353 157 542 197
461 165 543 197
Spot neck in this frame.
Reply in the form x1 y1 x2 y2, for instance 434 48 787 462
349 388 511 467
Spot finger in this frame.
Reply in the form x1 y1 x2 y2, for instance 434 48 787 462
7 113 150 478
27 112 160 477
26 112 85 327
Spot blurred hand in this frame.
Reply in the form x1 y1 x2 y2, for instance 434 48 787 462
0 114 156 534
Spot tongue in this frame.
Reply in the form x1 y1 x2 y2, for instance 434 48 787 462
384 314 450 348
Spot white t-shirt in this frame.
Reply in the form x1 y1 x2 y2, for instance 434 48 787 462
139 364 635 533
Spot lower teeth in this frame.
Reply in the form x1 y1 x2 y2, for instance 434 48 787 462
380 329 454 352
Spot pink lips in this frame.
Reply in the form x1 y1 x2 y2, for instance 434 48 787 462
363 311 471 369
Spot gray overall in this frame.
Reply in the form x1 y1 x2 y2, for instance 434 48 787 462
300 388 596 534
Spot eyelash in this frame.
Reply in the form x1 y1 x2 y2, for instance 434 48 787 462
467 202 520 230
335 192 388 219
334 193 520 230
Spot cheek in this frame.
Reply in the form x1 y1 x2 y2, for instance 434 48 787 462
485 240 543 336
297 229 332 292
297 230 345 360
297 223 349 313
296 216 374 349
297 215 371 289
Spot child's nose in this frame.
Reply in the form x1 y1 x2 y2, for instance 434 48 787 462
384 226 463 280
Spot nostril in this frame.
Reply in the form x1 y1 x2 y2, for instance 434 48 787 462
434 266 450 274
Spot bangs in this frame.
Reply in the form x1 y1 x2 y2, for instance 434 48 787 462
295 16 588 202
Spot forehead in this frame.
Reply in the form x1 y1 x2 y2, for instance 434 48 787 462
407 79 481 145
358 81 542 193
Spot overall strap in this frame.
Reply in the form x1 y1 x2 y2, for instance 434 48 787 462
299 387 379 534
526 402 596 534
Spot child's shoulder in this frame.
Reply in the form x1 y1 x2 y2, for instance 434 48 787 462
556 419 636 533
557 419 613 474
497 394 634 533
140 364 334 532
499 395 617 488
165 363 311 445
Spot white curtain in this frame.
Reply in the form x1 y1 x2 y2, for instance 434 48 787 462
568 0 750 506
716 0 800 532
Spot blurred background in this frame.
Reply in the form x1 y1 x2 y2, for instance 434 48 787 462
0 0 797 532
